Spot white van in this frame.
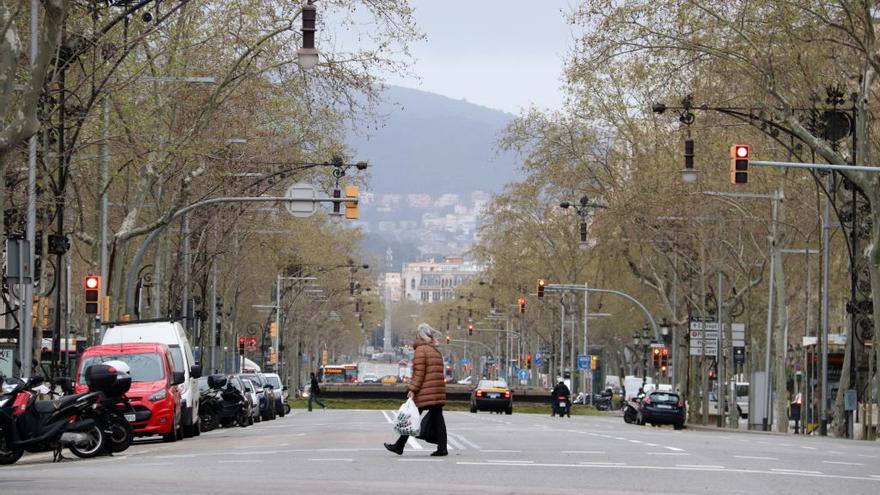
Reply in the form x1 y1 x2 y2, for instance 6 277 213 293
102 320 202 437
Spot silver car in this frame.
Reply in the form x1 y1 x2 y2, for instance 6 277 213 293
240 378 262 423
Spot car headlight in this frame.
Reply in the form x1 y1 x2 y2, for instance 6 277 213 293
149 389 168 402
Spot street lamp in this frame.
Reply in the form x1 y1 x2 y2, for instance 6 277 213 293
559 195 605 246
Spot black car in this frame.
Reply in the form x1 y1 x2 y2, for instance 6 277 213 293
637 391 685 429
238 373 276 421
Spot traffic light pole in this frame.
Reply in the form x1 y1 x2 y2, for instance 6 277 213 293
544 284 661 342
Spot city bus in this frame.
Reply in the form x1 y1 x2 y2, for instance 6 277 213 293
318 365 346 383
342 364 359 383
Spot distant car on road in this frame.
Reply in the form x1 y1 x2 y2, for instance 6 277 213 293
457 376 473 385
240 378 261 423
637 391 685 429
470 379 513 415
262 373 287 418
380 375 400 384
361 373 379 383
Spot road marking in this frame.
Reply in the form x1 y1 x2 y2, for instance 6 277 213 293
481 450 521 453
307 458 354 462
647 452 689 456
580 462 626 466
801 446 817 450
664 446 685 452
858 454 879 459
489 460 534 464
138 462 173 467
870 475 880 479
644 443 658 447
613 437 626 440
219 460 261 464
628 440 642 444
380 410 392 423
823 461 864 466
398 458 444 462
734 456 778 460
407 437 424 450
771 468 822 474
452 433 481 450
447 436 463 450
677 464 725 469
563 450 605 454
156 454 197 459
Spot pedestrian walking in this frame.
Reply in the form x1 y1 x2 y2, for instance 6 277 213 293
385 323 448 456
308 372 327 411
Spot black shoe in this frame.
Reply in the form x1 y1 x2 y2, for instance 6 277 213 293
430 450 448 457
384 442 404 455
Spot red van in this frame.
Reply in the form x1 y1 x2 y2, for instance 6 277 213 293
75 343 184 442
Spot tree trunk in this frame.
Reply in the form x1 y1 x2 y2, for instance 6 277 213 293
773 244 788 433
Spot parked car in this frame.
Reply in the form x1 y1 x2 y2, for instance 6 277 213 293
76 343 185 442
361 373 379 383
262 373 287 418
239 373 276 421
227 375 256 425
637 391 686 429
470 379 513 415
380 375 400 384
240 378 262 423
101 320 202 437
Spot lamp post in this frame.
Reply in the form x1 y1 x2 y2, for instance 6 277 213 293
559 195 606 247
660 319 671 385
634 325 651 389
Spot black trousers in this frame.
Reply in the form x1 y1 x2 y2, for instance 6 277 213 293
395 405 447 451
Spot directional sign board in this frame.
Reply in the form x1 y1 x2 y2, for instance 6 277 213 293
518 369 529 381
577 354 591 370
534 352 543 366
285 182 317 217
690 320 746 356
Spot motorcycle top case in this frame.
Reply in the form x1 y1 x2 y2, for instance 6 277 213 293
207 374 227 389
85 364 132 396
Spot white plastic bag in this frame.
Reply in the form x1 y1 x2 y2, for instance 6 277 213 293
393 398 421 436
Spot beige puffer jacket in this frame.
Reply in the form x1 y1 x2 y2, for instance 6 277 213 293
409 342 446 408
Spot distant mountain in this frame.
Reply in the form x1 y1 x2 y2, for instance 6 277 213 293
346 86 522 261
346 86 521 195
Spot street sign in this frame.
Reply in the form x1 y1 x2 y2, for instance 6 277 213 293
690 320 746 356
518 369 529 381
577 354 591 370
284 182 317 217
534 353 543 365
460 358 470 365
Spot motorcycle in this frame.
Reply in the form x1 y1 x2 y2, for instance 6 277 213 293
84 362 136 454
199 375 248 430
198 375 224 432
0 376 107 464
218 382 249 428
623 393 645 424
552 395 571 417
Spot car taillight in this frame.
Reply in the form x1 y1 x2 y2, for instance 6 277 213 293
677 400 684 408
503 391 510 398
476 391 483 398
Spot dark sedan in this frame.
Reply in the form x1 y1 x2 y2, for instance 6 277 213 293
470 379 513 415
638 391 685 429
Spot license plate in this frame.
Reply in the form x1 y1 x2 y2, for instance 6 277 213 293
559 402 567 407
124 413 136 422
488 393 500 398
657 404 672 409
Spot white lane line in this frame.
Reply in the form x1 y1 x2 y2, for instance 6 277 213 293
380 410 392 423
563 450 605 454
307 458 354 462
823 461 864 466
447 436 463 450
647 452 689 456
452 433 481 450
407 437 424 450
489 460 534 464
628 440 642 444
664 446 685 452
771 468 822 474
398 459 444 462
219 460 261 464
858 454 880 459
870 475 880 479
644 443 658 447
580 462 626 466
801 446 817 450
677 464 725 469
481 450 521 453
613 437 626 440
734 456 778 461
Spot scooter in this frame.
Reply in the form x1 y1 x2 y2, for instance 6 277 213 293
0 376 107 464
623 393 645 424
552 395 571 417
84 362 136 454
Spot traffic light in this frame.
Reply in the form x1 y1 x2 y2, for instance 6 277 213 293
590 355 598 370
537 279 546 298
85 275 101 314
729 144 749 184
518 296 526 314
238 337 246 355
467 324 474 336
652 347 661 369
526 353 532 370
683 138 695 183
660 348 669 374
344 185 359 220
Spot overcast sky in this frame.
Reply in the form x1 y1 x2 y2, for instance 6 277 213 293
391 1 579 114
328 1 581 114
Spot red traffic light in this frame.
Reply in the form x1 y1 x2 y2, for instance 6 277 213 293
239 337 246 344
734 144 749 158
85 275 100 289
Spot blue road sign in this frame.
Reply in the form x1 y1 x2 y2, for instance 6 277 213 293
577 354 591 370
518 369 529 381
534 352 543 365
460 358 470 366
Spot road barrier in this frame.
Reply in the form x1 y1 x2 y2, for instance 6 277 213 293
318 383 557 403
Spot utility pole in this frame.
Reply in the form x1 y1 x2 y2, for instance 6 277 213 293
820 176 831 436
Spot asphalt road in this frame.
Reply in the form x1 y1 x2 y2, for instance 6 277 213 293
2 409 879 494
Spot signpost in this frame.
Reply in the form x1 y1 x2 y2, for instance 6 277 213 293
534 352 543 366
285 182 318 217
577 354 591 370
689 319 745 357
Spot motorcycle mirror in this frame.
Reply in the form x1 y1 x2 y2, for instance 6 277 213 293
190 365 202 379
